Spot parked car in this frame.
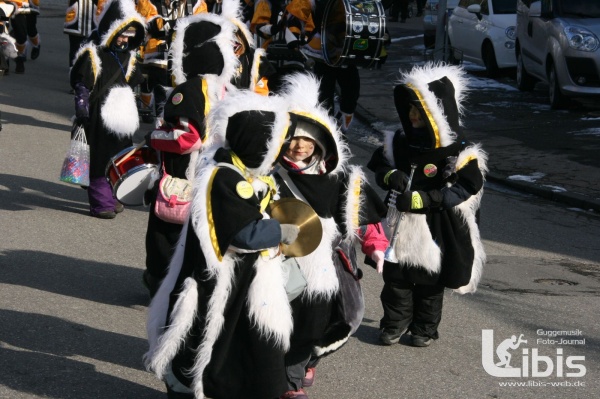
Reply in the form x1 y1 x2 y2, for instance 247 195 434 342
447 0 518 77
515 0 600 109
423 0 460 49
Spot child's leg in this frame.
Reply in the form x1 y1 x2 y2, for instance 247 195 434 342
87 176 117 216
380 264 413 332
410 282 445 339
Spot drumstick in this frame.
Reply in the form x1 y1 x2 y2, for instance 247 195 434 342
115 139 147 167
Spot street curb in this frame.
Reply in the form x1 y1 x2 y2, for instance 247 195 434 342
353 102 600 214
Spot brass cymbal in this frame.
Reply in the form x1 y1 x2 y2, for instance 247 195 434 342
268 198 323 257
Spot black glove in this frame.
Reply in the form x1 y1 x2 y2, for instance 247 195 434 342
74 82 90 123
443 156 458 184
384 169 408 192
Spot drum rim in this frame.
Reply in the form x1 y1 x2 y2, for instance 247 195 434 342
111 164 159 206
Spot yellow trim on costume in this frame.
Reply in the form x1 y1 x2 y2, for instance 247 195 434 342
105 18 140 48
407 83 440 149
230 151 277 212
456 155 476 171
207 168 223 261
352 175 361 228
411 191 424 209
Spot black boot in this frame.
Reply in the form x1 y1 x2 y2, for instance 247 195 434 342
15 56 25 74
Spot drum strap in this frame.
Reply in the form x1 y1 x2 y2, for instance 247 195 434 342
276 168 309 204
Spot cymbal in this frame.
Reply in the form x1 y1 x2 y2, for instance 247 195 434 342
268 198 323 257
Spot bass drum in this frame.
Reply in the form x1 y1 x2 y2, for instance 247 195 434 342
321 0 385 68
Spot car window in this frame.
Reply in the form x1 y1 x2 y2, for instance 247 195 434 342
492 0 517 14
458 0 470 7
558 0 600 18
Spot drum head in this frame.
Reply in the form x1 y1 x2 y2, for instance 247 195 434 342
322 0 385 68
113 165 158 206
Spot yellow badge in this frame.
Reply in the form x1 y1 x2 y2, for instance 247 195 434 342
172 92 183 105
424 163 437 177
236 181 254 199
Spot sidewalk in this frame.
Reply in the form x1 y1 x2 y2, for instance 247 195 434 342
352 14 600 213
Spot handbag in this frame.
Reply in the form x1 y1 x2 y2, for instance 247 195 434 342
59 124 90 186
153 166 192 225
282 257 307 302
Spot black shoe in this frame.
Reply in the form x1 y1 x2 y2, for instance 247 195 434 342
31 45 40 60
15 56 24 74
409 334 433 347
389 17 398 22
114 203 124 214
94 211 116 219
380 328 403 345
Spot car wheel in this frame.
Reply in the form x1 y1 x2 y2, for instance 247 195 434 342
482 42 499 78
516 50 536 91
548 63 569 110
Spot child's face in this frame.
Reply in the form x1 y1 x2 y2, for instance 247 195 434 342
286 137 316 162
409 104 425 128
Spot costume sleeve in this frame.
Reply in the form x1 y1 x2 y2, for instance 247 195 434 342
70 48 96 90
231 219 281 250
366 146 395 190
439 158 484 209
149 117 203 154
357 223 388 257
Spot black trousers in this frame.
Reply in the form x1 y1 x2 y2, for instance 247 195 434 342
11 13 37 45
390 0 409 20
380 262 445 339
313 62 360 116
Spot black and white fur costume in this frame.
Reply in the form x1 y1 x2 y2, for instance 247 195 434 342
276 73 387 380
145 90 296 399
367 63 488 340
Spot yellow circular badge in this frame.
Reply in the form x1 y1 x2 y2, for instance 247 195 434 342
172 92 183 105
236 181 254 199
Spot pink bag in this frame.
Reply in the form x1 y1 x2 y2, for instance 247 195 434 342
154 171 192 224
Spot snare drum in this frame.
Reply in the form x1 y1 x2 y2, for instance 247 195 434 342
321 0 385 68
105 145 159 206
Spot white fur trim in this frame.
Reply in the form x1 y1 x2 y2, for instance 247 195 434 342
144 277 198 378
343 166 365 243
100 86 139 137
400 63 469 147
314 335 349 358
453 144 488 294
97 0 145 48
247 255 293 350
298 217 340 300
72 43 102 84
190 254 237 398
204 90 291 177
278 72 350 175
170 13 239 86
393 213 442 274
145 221 190 361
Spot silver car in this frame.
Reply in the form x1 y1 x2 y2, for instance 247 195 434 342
516 0 600 109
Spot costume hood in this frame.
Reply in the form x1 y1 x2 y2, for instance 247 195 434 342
204 89 295 176
278 72 350 175
95 0 145 49
394 63 468 150
169 11 240 85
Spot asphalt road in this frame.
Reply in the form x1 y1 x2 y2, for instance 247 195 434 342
1 4 599 399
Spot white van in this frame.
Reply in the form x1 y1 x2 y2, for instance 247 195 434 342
515 0 600 109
